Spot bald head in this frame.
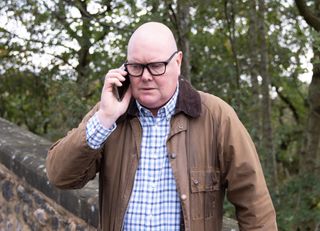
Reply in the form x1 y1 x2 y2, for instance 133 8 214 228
125 22 182 114
127 22 177 61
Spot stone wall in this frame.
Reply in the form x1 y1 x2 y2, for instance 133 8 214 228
0 118 98 231
0 163 96 231
0 117 239 231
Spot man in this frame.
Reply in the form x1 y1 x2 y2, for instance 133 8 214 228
46 22 277 230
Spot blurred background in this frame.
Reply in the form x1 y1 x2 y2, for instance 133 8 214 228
0 0 319 230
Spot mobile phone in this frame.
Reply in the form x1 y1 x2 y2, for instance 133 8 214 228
115 68 130 101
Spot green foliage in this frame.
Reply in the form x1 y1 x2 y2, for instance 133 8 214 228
0 69 49 131
276 173 320 230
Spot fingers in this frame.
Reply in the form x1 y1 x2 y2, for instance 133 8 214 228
98 68 131 122
103 68 127 89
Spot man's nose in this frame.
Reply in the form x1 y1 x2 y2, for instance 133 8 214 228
140 66 153 81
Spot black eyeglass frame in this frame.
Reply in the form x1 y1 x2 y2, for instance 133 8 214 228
124 51 179 77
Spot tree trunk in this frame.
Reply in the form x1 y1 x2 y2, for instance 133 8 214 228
168 0 191 82
248 0 262 146
224 0 241 89
257 0 278 187
304 58 320 173
295 0 320 174
74 0 92 99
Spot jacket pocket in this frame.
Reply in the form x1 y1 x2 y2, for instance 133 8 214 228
190 170 220 220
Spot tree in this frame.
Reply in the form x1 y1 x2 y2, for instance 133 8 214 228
0 0 133 139
295 0 320 175
169 0 192 82
257 0 278 187
248 0 262 147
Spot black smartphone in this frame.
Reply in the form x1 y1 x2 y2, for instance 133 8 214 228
116 68 130 101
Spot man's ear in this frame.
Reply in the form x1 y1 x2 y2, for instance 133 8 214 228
176 51 183 67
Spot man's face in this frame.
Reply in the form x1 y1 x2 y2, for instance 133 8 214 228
127 48 182 114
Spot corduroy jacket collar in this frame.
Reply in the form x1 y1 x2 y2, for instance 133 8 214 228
118 78 201 123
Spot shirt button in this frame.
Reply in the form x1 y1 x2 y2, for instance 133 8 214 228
170 153 177 159
193 179 199 185
181 194 187 201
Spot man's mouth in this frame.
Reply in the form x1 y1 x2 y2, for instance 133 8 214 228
141 87 155 91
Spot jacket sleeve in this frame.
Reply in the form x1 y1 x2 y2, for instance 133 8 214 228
217 102 278 230
46 103 102 189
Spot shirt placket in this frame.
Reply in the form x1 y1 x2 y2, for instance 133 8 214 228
123 92 180 230
149 115 167 228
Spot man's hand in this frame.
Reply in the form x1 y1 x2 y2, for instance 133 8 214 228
96 68 132 128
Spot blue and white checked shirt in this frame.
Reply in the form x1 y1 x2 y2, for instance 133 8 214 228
86 87 181 230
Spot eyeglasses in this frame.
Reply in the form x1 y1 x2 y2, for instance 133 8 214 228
124 51 178 77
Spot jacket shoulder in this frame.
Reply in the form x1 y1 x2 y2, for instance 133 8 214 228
198 91 238 122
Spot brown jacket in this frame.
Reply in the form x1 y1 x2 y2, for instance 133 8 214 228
46 79 277 230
